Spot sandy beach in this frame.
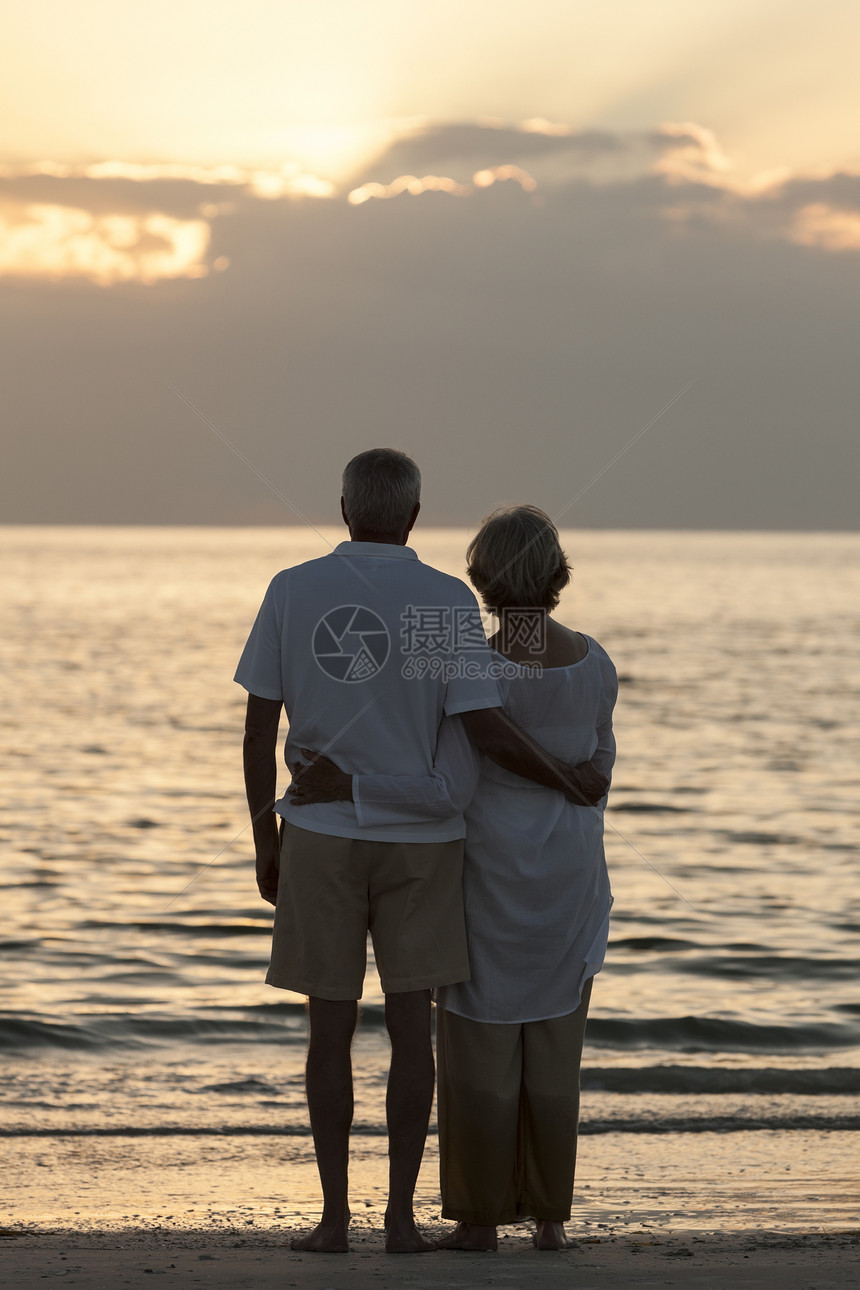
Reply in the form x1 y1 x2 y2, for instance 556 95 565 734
3 1227 859 1290
3 1130 858 1288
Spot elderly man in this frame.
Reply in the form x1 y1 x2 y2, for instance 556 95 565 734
235 448 604 1254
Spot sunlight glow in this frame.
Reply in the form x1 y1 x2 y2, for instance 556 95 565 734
275 123 389 181
0 204 211 285
519 117 572 136
347 163 538 206
473 165 537 192
6 160 335 199
348 174 471 205
655 121 732 183
248 169 334 200
790 203 860 251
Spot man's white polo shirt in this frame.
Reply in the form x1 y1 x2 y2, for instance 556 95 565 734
234 541 500 843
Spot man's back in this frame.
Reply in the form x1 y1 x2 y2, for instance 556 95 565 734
235 539 499 841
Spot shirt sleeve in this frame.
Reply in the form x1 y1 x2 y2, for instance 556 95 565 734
354 714 482 828
442 589 502 716
233 575 285 701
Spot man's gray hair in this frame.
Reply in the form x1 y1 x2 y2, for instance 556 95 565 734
342 448 421 534
466 505 571 612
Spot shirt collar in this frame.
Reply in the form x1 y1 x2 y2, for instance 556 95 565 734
333 541 418 561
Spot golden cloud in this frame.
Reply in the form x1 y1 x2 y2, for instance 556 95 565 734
789 203 860 251
0 159 335 199
654 121 732 184
472 165 537 192
4 125 860 289
347 164 536 206
348 174 471 205
0 158 336 284
0 203 211 285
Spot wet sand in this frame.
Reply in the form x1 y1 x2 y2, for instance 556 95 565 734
3 1130 859 1287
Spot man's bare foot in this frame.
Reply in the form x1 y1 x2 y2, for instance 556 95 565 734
290 1219 350 1253
437 1221 498 1252
534 1219 569 1250
385 1216 436 1253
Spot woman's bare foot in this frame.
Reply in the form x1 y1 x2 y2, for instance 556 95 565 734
385 1216 436 1253
534 1219 569 1250
437 1222 498 1252
290 1218 350 1253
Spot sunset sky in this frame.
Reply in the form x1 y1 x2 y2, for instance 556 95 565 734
2 0 859 526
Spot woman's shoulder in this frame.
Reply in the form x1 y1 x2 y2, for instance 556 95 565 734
578 634 617 679
580 633 614 663
579 637 618 709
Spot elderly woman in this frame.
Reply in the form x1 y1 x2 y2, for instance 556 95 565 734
293 506 617 1251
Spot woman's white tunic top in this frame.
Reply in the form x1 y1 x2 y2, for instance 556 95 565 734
355 636 618 1024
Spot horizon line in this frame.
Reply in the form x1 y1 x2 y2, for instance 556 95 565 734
2 521 858 535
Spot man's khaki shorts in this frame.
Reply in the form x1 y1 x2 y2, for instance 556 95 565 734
266 820 470 1000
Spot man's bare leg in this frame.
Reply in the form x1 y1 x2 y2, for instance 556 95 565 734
383 989 436 1253
290 996 357 1253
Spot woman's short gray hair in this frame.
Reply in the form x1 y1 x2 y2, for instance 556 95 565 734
342 448 421 534
466 505 571 612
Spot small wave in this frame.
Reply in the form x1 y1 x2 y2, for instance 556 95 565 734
0 880 62 890
610 936 700 952
582 1066 860 1094
182 953 271 969
0 1012 307 1052
0 1001 390 1052
612 803 693 814
717 830 801 846
0 1018 105 1051
679 955 860 981
586 1015 860 1053
78 920 272 937
118 1016 306 1044
194 1078 282 1096
579 1114 860 1134
2 1114 860 1139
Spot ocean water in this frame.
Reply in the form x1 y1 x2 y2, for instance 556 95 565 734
2 526 859 1153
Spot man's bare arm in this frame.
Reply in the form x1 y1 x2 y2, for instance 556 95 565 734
460 707 609 805
243 693 283 904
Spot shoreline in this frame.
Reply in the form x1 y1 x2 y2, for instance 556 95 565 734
6 1128 859 1228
